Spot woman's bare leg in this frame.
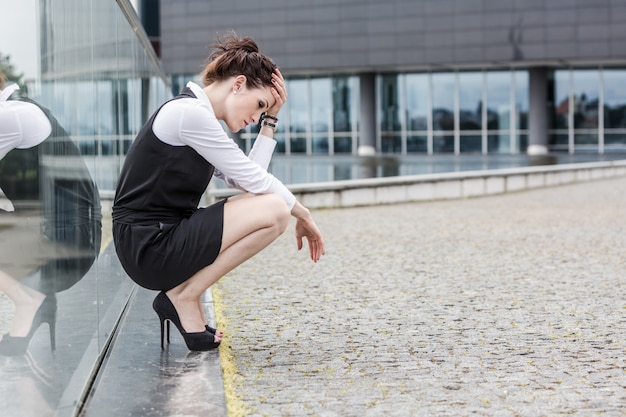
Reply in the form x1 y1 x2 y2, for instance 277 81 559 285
166 193 290 336
0 271 46 337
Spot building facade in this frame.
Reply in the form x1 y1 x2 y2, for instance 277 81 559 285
157 0 626 156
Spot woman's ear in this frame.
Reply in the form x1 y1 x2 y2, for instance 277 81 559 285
232 75 247 94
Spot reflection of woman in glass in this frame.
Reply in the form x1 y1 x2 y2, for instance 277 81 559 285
113 33 325 352
0 71 102 356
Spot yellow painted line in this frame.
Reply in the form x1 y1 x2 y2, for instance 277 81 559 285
213 285 252 417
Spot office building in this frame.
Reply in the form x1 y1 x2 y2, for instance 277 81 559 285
153 0 626 157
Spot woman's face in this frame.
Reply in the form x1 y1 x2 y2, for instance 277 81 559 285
224 82 274 132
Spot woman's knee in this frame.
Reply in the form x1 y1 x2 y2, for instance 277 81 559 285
263 194 290 232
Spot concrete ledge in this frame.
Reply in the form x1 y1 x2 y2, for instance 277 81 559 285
209 159 626 209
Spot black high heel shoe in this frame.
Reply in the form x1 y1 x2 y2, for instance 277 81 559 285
152 292 220 351
0 295 57 356
206 325 224 336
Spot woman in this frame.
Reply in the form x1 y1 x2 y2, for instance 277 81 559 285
112 33 325 351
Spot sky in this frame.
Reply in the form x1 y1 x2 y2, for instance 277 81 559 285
0 0 39 80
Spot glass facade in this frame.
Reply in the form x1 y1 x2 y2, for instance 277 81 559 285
0 1 169 416
239 69 535 157
240 75 360 156
234 67 626 159
551 68 626 153
376 70 529 155
604 69 626 147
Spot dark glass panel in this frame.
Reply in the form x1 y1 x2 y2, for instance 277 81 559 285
332 77 352 132
486 72 510 131
488 134 510 154
312 135 329 154
407 135 427 153
311 78 330 134
380 133 401 153
333 135 352 154
405 74 428 131
290 136 307 153
379 74 401 132
572 70 599 129
459 134 482 153
458 72 483 131
603 70 626 129
432 73 455 132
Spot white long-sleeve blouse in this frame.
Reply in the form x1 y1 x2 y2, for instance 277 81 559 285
152 81 296 209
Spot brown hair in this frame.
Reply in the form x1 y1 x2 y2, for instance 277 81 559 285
0 69 5 90
201 32 276 89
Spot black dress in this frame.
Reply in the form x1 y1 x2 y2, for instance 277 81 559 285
112 88 225 291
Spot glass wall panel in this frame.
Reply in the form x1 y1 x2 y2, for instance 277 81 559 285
575 132 598 149
333 135 353 154
288 79 308 135
290 136 307 153
311 78 331 133
603 96 626 148
604 133 626 145
458 72 483 132
518 134 529 152
312 135 329 154
486 72 510 131
332 76 355 154
407 135 427 152
553 70 570 130
333 77 352 132
514 70 529 152
572 70 599 130
486 71 511 153
379 74 401 132
603 70 626 129
287 79 308 154
405 74 429 131
381 133 402 153
431 73 455 153
311 78 330 153
550 133 569 147
459 134 482 152
404 73 428 153
433 133 454 153
0 1 169 416
488 134 510 153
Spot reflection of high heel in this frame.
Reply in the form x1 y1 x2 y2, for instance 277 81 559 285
0 295 57 356
152 292 220 351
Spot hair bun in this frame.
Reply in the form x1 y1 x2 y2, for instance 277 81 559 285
234 38 259 54
202 31 275 89
216 32 259 54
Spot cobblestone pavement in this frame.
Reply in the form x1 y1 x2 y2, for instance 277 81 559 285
215 177 626 417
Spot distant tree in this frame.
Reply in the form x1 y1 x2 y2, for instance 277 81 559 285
0 52 27 93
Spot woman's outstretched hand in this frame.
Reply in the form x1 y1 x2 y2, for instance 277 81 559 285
295 215 325 263
291 201 324 262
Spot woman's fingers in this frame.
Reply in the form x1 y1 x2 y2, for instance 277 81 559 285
272 70 287 96
307 236 324 262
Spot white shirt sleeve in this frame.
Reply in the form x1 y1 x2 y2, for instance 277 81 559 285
0 100 52 161
152 96 296 209
248 134 277 170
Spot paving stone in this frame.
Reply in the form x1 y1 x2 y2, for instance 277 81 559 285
216 176 626 416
